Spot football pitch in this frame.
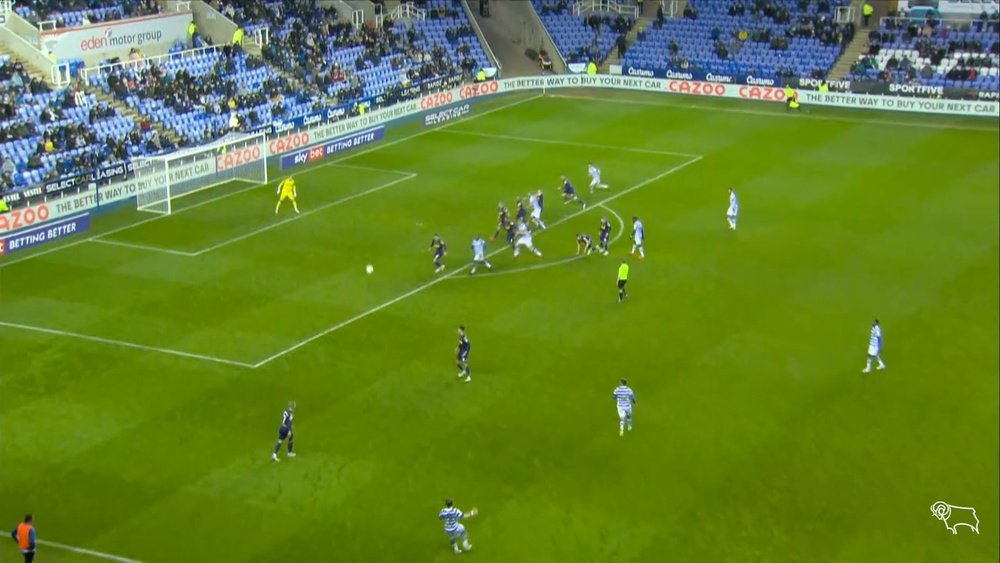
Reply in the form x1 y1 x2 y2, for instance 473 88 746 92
1 91 997 562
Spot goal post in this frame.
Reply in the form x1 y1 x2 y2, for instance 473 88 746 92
133 131 269 215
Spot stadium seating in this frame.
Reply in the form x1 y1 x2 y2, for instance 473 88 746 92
533 0 636 63
224 0 489 101
14 0 161 27
850 13 1000 92
1 56 159 192
86 47 316 145
622 0 852 80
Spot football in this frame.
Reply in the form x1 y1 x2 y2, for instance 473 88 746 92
365 264 374 274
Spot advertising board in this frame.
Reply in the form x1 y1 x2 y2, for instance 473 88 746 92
7 74 996 231
0 214 90 255
39 12 192 60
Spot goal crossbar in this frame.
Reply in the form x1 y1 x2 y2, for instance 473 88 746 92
133 131 269 215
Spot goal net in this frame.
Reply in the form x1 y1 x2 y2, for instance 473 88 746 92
132 131 268 215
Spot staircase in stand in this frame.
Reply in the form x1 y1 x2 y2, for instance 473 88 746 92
88 87 181 146
601 1 656 72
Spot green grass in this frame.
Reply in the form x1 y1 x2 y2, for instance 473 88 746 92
1 91 997 563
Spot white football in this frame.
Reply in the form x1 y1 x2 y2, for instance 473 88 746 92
365 264 374 274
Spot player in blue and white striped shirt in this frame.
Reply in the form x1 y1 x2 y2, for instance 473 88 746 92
863 319 886 373
612 379 636 436
727 187 739 230
630 216 645 259
470 235 493 275
588 162 608 194
438 499 476 554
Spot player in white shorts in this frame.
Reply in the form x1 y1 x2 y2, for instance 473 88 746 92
528 191 546 230
512 222 543 258
588 162 608 194
727 187 739 230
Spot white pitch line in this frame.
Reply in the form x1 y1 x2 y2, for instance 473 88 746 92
0 320 255 369
90 237 198 256
36 539 142 563
436 129 701 158
0 93 543 270
547 93 999 133
458 203 628 278
251 156 702 368
188 173 417 256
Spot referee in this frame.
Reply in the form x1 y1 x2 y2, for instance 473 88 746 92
617 259 629 303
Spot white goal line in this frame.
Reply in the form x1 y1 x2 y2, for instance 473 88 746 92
0 93 543 271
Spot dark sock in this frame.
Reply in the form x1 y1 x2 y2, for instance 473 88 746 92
273 442 281 455
287 439 294 453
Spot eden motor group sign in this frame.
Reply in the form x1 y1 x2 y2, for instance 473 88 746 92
39 12 192 60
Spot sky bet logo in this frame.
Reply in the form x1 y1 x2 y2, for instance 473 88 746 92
292 151 309 166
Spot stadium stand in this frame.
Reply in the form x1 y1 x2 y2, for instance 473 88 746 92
86 45 318 146
221 0 489 101
1 55 161 192
850 11 999 92
533 0 636 63
621 0 854 81
14 0 161 28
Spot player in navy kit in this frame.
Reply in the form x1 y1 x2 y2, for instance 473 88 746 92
505 221 517 248
560 176 586 207
491 203 510 241
429 235 448 273
271 401 296 462
576 233 597 255
598 217 612 255
515 197 527 225
456 326 472 383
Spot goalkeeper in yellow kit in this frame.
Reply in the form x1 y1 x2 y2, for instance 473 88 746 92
275 176 300 214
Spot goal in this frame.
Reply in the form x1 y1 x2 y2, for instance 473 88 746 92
132 131 268 215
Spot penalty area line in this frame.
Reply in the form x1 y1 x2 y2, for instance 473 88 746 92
37 538 142 563
251 156 701 368
0 93 544 270
0 320 255 369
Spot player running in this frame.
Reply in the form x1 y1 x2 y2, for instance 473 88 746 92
456 326 472 382
598 217 612 255
617 259 629 303
429 234 448 273
271 401 296 461
529 190 546 230
630 216 645 259
576 233 597 256
862 319 887 373
727 187 739 230
560 176 586 207
470 235 493 275
588 162 609 194
439 499 477 554
612 378 636 436
513 222 543 258
275 176 300 214
491 203 510 241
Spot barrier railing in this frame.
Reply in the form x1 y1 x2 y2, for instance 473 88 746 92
80 44 228 81
573 0 640 19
